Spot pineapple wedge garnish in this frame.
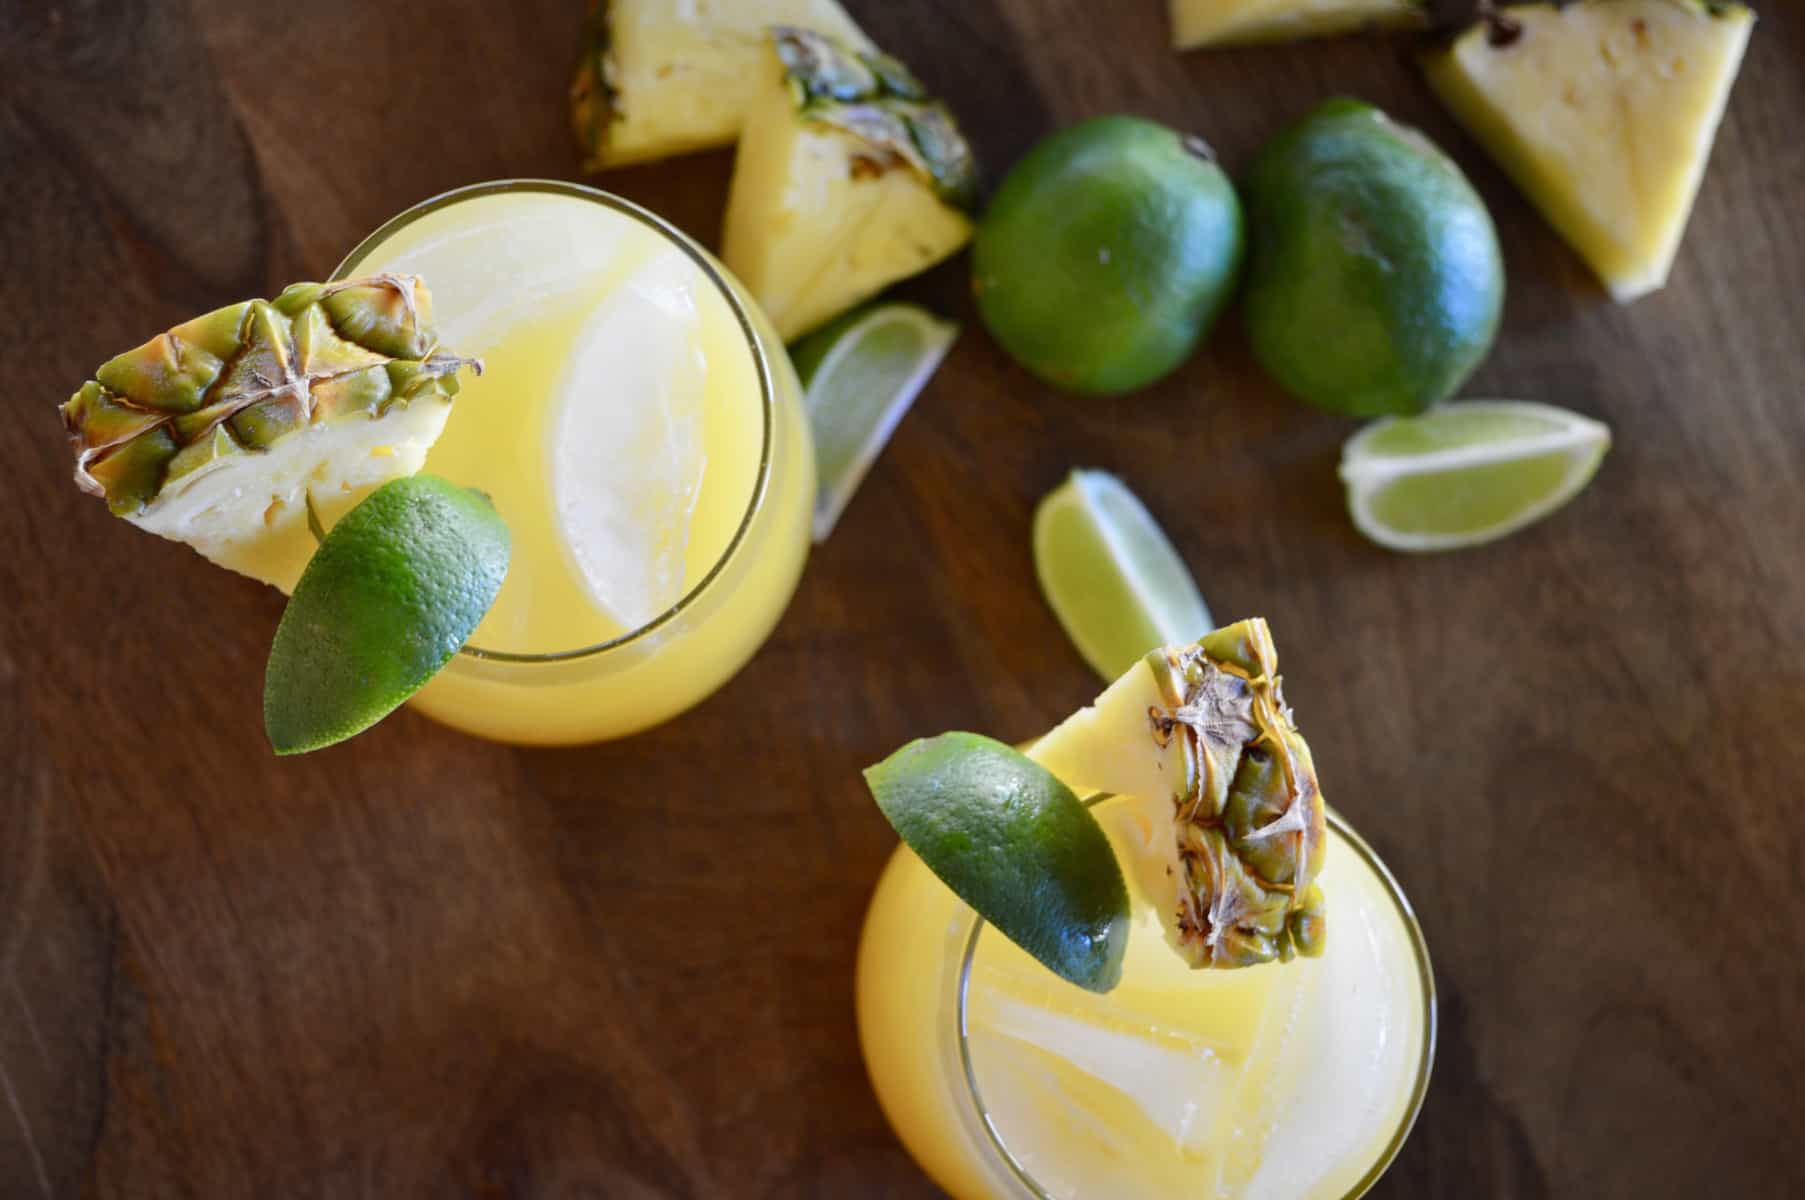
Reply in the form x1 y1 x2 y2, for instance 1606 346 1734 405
1423 0 1755 303
722 27 977 343
571 0 873 169
60 275 475 591
1031 620 1327 969
1171 0 1426 49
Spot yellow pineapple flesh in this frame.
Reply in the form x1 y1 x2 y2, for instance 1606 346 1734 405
1423 0 1755 303
1170 0 1425 49
722 28 976 343
573 0 872 169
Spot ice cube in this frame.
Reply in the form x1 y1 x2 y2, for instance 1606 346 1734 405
546 246 709 631
964 931 1321 1198
970 980 1234 1153
379 195 634 354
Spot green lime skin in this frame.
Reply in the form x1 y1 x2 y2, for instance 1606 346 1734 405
1243 98 1504 418
865 733 1130 993
972 115 1245 397
264 474 510 755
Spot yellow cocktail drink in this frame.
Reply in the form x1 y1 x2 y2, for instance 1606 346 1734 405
333 182 812 744
857 804 1433 1199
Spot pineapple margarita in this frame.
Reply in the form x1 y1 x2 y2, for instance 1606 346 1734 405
60 180 812 746
58 17 979 752
329 183 812 743
858 622 1433 1198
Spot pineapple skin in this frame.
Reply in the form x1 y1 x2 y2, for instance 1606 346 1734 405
574 0 872 170
60 277 470 591
1423 0 1755 303
1170 0 1425 49
723 29 976 342
1032 621 1328 970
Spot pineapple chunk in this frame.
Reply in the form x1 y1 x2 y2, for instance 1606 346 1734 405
60 276 472 592
572 0 872 169
1423 0 1755 303
139 399 452 592
722 28 977 343
1031 655 1184 807
1170 0 1425 48
1031 622 1328 970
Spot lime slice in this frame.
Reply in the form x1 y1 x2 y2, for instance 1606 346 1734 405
792 302 959 542
1032 469 1213 682
1339 400 1611 552
864 733 1129 992
264 474 510 755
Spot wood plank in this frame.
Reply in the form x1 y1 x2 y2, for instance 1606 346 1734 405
1 0 1801 1194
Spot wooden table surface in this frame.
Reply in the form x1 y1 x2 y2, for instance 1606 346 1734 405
4 1 1803 1196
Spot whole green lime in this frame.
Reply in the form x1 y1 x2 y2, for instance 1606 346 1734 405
972 115 1244 396
1243 98 1504 418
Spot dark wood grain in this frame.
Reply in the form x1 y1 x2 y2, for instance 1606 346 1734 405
3 1 1803 1196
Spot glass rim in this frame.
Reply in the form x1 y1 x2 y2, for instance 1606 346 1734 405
954 803 1438 1200
329 178 777 665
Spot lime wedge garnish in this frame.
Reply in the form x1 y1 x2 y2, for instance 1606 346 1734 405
865 733 1129 992
792 302 959 542
1032 469 1213 683
264 474 510 754
1339 400 1611 552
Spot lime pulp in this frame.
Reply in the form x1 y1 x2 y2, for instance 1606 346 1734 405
1033 470 1213 682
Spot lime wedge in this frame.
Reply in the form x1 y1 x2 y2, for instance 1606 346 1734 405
792 302 959 542
1032 469 1213 683
264 474 510 754
1340 400 1611 552
864 733 1129 992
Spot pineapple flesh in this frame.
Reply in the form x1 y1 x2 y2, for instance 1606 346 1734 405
1170 0 1425 49
722 27 977 343
572 0 873 169
1423 0 1755 303
60 275 475 591
1031 620 1328 970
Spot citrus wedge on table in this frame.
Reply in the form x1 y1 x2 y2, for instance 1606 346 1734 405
792 302 959 541
264 474 510 755
1340 400 1611 552
1033 469 1213 682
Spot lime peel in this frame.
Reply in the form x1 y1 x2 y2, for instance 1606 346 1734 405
264 473 510 755
864 732 1130 993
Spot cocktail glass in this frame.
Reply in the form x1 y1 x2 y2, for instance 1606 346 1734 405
330 180 813 745
858 802 1435 1199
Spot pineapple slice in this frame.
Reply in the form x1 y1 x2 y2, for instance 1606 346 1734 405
722 27 977 343
1031 621 1327 969
1170 0 1425 49
60 276 474 592
1423 0 1755 303
571 0 872 169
